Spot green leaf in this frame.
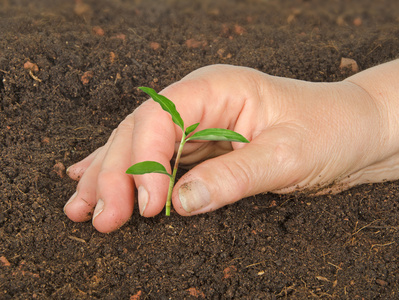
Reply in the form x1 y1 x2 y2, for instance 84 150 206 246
185 123 200 136
186 128 250 143
126 161 172 178
139 87 184 130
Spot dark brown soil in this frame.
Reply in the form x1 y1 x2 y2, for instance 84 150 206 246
1 0 398 298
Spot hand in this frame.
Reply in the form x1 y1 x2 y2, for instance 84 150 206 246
64 62 399 233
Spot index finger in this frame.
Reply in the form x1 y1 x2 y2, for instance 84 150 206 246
129 99 179 216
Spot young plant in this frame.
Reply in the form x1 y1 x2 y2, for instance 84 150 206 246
126 87 250 216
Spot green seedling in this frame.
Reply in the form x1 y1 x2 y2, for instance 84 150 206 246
126 87 250 216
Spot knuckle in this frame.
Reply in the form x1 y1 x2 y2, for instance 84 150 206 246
273 141 299 168
220 158 253 197
97 169 119 187
117 115 135 132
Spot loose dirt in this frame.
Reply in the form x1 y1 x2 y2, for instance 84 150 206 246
1 0 398 298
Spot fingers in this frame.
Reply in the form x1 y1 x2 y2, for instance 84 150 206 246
63 144 109 223
64 130 116 222
91 118 136 233
67 147 103 180
129 101 177 217
172 126 305 216
64 118 136 233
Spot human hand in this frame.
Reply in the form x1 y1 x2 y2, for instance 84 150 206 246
64 62 399 233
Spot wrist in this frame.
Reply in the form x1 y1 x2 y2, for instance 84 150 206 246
344 60 399 157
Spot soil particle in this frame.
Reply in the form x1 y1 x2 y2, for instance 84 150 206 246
339 57 359 73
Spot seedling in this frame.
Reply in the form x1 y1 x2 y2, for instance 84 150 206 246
126 87 250 215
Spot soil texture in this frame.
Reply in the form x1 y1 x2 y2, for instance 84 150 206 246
1 0 399 298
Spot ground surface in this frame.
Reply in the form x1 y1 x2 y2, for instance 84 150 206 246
1 0 399 299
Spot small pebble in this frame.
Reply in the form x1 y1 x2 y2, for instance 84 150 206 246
24 61 39 72
375 278 388 287
0 256 11 267
339 57 359 73
185 38 207 49
92 26 105 36
53 162 66 178
149 42 161 50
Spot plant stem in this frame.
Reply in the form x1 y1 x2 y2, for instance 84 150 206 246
165 132 186 216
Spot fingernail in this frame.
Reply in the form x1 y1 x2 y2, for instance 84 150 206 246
64 191 77 213
138 186 148 216
66 166 71 175
179 181 211 213
93 199 104 220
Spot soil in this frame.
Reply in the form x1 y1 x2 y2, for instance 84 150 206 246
1 0 398 299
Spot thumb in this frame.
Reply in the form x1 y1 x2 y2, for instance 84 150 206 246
172 128 303 215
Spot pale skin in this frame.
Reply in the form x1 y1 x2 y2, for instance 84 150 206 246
64 60 399 233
